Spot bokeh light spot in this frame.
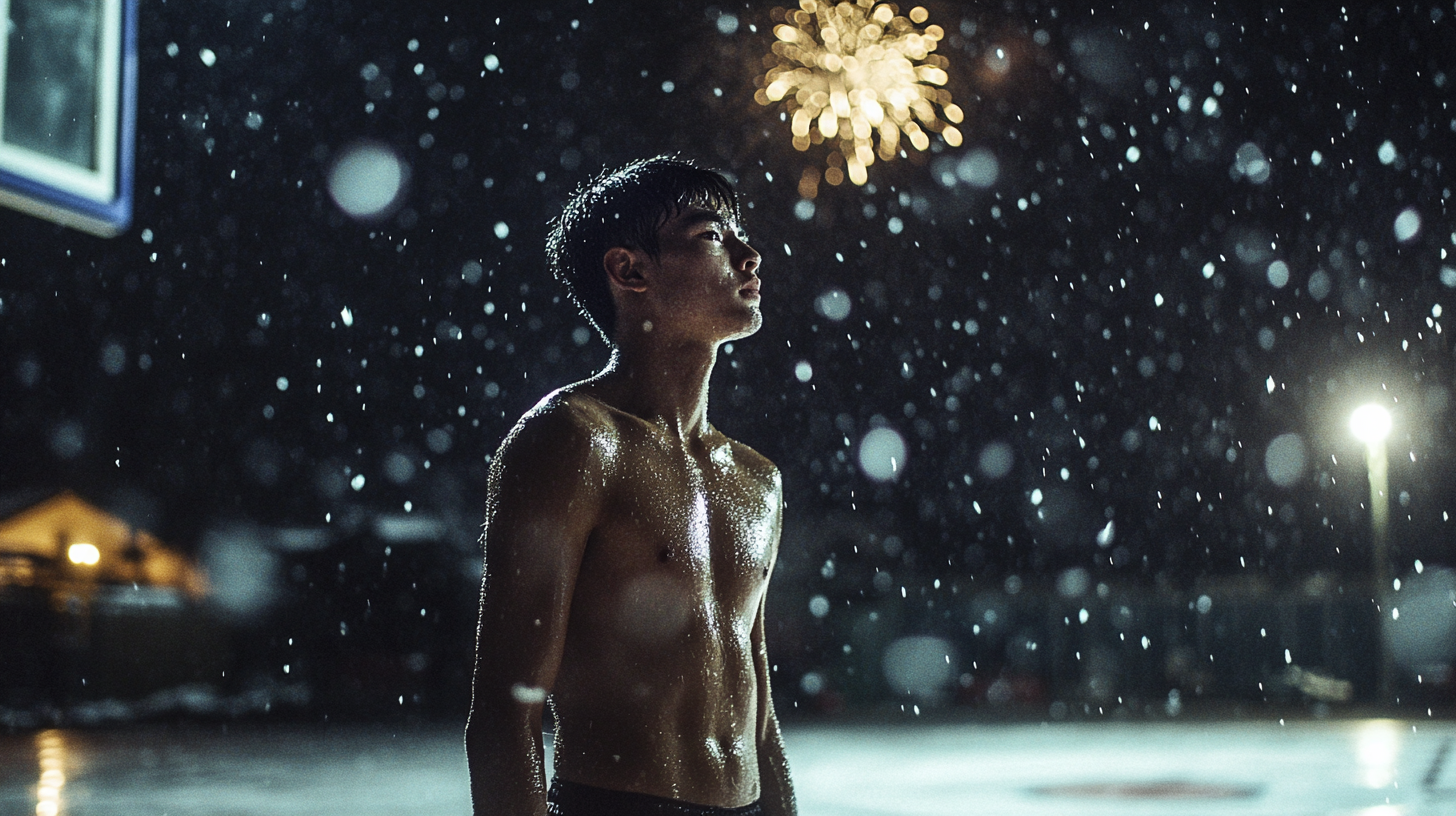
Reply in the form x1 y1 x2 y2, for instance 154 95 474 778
858 427 907 482
1266 260 1290 289
1263 433 1307 487
1394 208 1421 242
956 149 999 188
328 142 407 220
977 441 1014 479
814 288 852 321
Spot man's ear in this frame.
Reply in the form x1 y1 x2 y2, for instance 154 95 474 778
603 247 648 293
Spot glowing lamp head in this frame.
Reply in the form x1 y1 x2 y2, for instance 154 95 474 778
1349 403 1392 445
68 542 101 566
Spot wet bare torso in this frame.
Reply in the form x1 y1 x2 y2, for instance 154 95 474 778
547 388 780 807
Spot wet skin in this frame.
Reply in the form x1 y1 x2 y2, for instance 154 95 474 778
467 206 795 815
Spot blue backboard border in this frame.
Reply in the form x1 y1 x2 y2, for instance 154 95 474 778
0 0 137 238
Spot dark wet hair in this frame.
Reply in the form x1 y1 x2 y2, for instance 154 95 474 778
547 155 742 345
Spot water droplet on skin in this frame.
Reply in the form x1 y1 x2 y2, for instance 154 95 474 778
509 683 546 704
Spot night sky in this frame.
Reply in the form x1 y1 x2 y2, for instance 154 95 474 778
3 1 1455 684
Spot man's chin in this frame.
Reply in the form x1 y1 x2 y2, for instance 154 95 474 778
725 313 763 342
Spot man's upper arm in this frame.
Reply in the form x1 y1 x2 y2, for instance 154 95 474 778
473 400 606 704
752 464 784 737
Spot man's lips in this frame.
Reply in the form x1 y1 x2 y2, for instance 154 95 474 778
740 280 761 297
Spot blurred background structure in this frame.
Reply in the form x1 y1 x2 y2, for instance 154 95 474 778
2 0 1456 730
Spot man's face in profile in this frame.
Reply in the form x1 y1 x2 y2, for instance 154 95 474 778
637 204 763 342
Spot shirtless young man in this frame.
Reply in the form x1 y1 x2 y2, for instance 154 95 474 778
466 157 796 816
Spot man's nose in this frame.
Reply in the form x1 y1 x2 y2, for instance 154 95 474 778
733 236 760 274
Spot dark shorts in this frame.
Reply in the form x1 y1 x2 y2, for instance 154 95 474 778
547 777 764 816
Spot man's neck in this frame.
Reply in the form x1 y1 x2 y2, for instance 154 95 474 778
591 335 718 441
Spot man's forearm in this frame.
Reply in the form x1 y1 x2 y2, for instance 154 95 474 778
465 711 549 816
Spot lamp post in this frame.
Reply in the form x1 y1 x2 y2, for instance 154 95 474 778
1349 403 1394 701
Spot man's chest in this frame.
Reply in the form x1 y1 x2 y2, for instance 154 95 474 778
597 445 778 587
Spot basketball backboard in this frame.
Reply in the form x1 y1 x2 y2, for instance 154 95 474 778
0 0 137 238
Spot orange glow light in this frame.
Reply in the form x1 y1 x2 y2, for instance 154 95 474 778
67 543 100 566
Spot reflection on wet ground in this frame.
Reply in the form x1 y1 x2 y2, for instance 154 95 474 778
0 718 1453 815
790 718 1456 815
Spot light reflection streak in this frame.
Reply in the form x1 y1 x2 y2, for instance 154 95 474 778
1354 719 1401 789
34 730 68 816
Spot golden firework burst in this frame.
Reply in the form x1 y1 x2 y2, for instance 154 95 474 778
755 0 963 189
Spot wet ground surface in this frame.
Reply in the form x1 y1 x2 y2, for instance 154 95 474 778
2 717 1454 815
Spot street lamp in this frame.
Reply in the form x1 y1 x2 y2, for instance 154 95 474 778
1350 403 1394 700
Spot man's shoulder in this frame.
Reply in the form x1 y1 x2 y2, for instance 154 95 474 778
497 386 618 468
517 385 617 431
718 433 781 487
